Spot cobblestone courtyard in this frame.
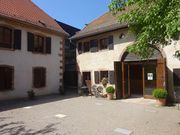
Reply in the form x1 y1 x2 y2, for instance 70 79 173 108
0 94 180 135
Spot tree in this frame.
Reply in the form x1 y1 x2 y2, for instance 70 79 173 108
109 0 180 59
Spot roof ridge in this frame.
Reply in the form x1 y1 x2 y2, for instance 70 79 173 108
82 11 109 30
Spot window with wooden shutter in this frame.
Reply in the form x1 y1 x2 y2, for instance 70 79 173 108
34 35 45 53
0 26 13 49
173 68 180 86
0 66 14 91
108 36 114 50
33 67 46 88
94 71 100 84
90 39 98 52
108 71 114 84
46 37 51 54
100 38 108 50
14 29 21 50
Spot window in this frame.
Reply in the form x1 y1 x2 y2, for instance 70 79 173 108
100 71 108 81
27 32 51 54
83 42 90 52
100 38 109 50
0 26 12 48
33 67 46 88
173 68 180 86
90 39 98 52
78 42 83 54
34 35 44 53
94 71 114 84
0 66 14 91
82 72 91 86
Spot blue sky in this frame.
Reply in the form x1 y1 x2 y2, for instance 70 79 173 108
32 0 111 29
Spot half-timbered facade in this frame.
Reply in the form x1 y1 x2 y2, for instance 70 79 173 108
71 12 180 100
0 0 67 100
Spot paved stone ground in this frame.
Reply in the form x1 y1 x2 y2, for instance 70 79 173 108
0 94 180 135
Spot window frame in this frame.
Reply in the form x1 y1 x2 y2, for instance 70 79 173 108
0 26 13 50
99 38 109 50
0 65 14 91
33 67 46 88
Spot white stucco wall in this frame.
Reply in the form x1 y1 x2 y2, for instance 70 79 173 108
0 20 63 100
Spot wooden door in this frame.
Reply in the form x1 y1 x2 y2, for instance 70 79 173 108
156 58 166 89
123 63 130 98
114 62 123 99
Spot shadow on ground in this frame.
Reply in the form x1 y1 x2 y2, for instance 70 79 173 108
0 90 79 112
0 117 61 135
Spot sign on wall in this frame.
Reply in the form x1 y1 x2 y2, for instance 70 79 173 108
147 73 153 80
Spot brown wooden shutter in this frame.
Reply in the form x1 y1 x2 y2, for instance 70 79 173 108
27 32 34 51
114 62 123 99
173 69 180 86
108 36 114 50
0 67 13 91
46 37 51 54
156 58 166 89
94 71 100 84
14 29 21 50
33 68 46 88
108 71 115 84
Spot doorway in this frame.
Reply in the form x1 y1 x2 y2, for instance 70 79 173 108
129 64 143 95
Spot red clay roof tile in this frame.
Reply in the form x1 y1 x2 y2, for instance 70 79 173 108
0 0 67 35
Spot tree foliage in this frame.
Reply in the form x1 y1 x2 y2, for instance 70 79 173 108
109 0 180 59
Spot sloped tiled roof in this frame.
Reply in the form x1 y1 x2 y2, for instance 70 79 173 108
71 12 128 39
0 0 68 35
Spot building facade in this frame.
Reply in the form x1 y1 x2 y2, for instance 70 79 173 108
0 0 67 100
72 12 180 100
56 21 80 91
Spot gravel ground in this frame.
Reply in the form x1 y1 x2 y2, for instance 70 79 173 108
0 94 180 135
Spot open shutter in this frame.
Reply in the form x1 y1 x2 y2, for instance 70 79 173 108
108 71 114 84
14 29 21 50
108 35 114 50
156 58 166 89
27 32 34 52
114 62 123 99
94 71 100 84
46 37 51 54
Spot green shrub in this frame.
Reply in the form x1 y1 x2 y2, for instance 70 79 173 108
106 86 115 94
152 88 168 99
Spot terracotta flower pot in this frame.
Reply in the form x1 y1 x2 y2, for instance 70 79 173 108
156 98 166 106
107 93 113 100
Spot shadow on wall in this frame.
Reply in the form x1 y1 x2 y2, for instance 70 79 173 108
0 91 78 112
0 117 60 135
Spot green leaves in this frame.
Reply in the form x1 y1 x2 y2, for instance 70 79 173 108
109 0 180 59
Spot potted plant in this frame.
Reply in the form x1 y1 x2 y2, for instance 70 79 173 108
27 89 35 100
152 88 168 106
106 86 115 100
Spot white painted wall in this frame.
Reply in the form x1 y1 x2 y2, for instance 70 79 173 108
0 21 63 100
